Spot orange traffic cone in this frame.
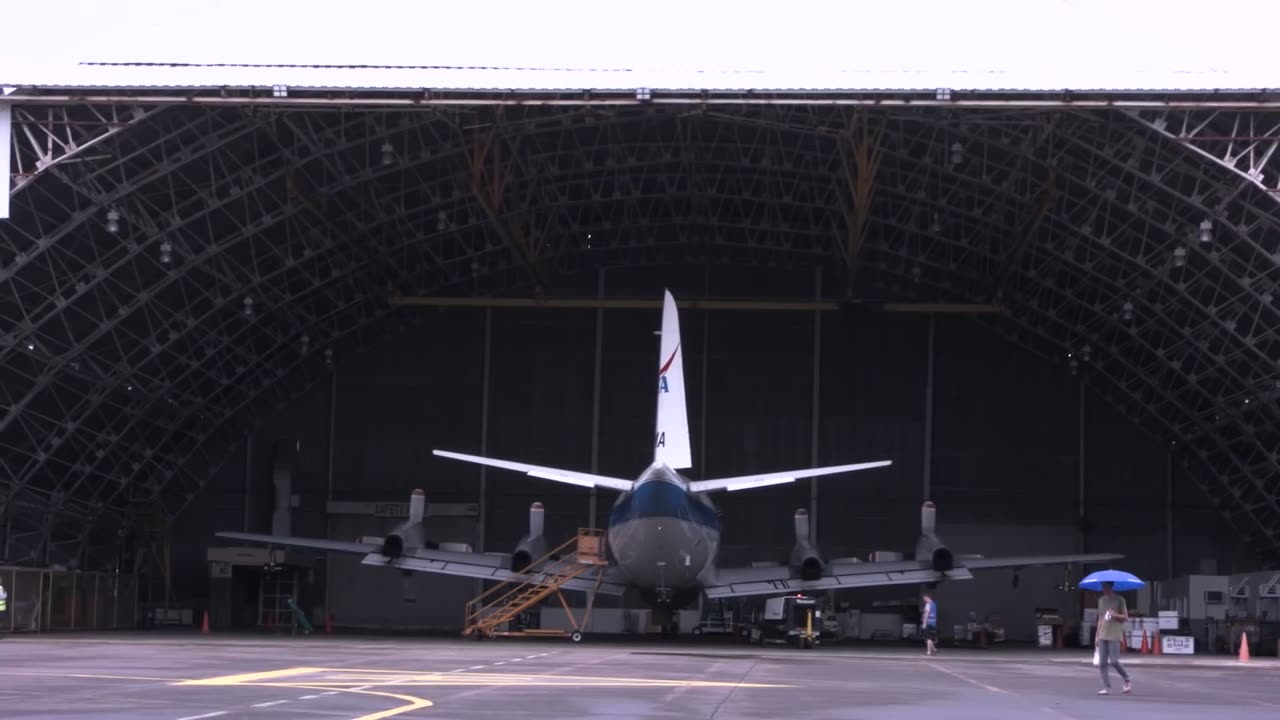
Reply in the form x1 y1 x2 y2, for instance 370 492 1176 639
1239 632 1250 663
1140 630 1150 654
201 609 210 634
1153 630 1161 655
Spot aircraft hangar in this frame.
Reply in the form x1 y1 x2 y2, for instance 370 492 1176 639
3 12 1280 659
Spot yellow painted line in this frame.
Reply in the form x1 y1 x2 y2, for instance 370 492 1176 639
0 671 193 682
239 683 432 720
295 668 787 688
239 671 787 689
176 667 324 686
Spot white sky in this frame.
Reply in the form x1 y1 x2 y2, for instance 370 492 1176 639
2 0 1275 77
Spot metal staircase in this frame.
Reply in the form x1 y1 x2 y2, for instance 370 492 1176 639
463 528 608 642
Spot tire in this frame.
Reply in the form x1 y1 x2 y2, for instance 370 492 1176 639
570 631 583 643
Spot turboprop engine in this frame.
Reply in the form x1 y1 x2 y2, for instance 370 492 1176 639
379 489 426 558
788 509 826 581
510 502 548 572
914 501 954 572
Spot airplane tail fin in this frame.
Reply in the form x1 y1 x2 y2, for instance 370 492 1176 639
654 289 692 470
409 488 425 524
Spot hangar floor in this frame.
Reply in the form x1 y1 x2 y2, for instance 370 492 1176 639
0 634 1274 719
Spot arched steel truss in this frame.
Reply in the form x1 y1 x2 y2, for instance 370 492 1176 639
3 102 1279 568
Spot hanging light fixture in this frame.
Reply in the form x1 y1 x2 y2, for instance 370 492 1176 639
1198 218 1213 243
159 241 173 264
1173 246 1186 267
243 297 254 318
106 210 120 234
949 142 964 168
1122 301 1134 322
381 141 395 166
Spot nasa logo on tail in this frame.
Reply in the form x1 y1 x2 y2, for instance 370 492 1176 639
658 344 680 394
655 431 665 448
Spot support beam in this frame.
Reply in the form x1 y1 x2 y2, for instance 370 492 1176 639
390 296 1004 314
243 434 253 533
809 268 822 542
1123 108 1280 208
837 112 884 291
323 365 337 623
478 307 493 554
991 170 1058 302
465 122 547 290
699 277 710 482
1167 450 1175 579
0 103 10 219
7 104 165 202
589 269 605 529
923 314 936 501
1078 385 1087 554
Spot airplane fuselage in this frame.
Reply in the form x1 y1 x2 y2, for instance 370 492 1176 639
606 463 718 607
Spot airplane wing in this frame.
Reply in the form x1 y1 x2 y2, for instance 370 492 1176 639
215 531 386 556
703 559 974 599
687 460 892 493
702 551 1124 599
959 553 1124 570
215 531 627 595
360 554 627 595
433 450 635 492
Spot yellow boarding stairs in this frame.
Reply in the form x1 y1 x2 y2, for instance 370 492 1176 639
463 528 608 642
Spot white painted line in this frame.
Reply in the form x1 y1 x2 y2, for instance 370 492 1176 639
524 655 540 659
176 713 228 720
493 661 505 665
321 691 340 695
250 700 290 708
509 658 522 662
350 686 372 692
927 662 1009 694
298 694 321 699
468 665 486 670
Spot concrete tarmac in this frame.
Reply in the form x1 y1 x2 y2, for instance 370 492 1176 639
0 633 1275 719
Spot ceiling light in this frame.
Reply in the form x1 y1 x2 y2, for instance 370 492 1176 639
159 241 172 264
243 297 254 318
949 142 964 168
1173 246 1186 267
106 210 120 234
1122 301 1134 322
381 142 394 166
1198 219 1213 243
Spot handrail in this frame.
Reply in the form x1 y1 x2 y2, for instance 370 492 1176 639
463 529 608 636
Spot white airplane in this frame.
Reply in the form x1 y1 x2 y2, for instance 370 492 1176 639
218 290 1123 618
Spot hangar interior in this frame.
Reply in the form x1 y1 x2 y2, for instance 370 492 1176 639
2 74 1279 651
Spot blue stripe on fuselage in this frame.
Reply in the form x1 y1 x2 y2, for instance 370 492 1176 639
609 479 718 530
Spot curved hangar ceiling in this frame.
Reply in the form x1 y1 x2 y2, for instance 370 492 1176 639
2 97 1279 567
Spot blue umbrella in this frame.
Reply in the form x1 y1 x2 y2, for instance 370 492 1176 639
1079 569 1145 592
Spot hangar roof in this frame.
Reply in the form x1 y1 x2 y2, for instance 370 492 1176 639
3 0 1278 93
2 0 1279 571
4 62 1276 94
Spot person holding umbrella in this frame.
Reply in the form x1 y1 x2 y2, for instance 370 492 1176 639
1082 569 1142 695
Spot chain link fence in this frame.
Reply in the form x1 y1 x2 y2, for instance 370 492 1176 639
0 566 138 633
